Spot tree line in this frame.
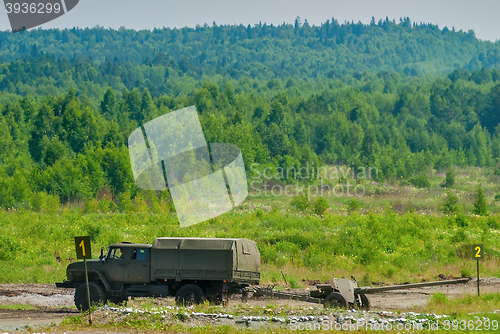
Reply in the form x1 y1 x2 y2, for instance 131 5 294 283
1 20 500 209
1 17 500 78
1 68 500 208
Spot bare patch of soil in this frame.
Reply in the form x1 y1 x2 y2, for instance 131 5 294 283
0 278 499 332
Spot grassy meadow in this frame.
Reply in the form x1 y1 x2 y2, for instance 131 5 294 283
1 166 500 285
3 166 500 334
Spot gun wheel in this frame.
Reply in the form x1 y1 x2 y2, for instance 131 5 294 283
356 293 370 310
324 292 348 309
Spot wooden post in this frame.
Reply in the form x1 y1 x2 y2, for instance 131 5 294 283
281 271 288 285
84 259 92 325
476 259 480 297
472 244 483 297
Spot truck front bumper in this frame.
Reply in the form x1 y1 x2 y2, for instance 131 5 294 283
55 280 79 289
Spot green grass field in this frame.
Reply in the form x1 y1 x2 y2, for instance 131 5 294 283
1 166 499 286
1 207 499 285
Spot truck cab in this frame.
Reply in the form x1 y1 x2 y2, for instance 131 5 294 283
104 244 151 284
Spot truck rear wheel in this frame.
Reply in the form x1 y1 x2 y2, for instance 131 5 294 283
175 284 205 306
74 282 107 311
206 292 223 305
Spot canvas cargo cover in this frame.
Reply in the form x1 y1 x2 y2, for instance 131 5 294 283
150 237 260 283
153 237 242 250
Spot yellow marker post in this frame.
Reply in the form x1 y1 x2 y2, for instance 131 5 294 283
472 244 483 297
75 236 92 325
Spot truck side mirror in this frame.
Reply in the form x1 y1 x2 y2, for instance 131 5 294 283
99 248 104 261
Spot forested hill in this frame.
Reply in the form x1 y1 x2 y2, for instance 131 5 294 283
2 18 500 210
1 17 500 78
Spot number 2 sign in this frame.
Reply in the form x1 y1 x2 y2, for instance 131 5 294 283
472 244 484 260
75 236 91 260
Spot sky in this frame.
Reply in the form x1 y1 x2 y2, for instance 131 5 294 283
1 0 500 41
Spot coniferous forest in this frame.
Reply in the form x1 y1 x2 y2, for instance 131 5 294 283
1 18 500 208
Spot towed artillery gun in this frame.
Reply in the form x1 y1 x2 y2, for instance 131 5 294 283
253 276 469 310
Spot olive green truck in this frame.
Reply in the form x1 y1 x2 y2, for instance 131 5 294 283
56 237 261 311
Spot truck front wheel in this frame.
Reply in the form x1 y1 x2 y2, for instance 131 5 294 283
74 282 107 311
175 284 205 306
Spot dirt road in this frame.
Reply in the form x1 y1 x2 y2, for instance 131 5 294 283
0 284 76 332
368 277 500 310
0 278 499 332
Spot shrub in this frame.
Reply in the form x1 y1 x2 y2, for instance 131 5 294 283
461 266 472 278
410 173 431 188
98 197 116 213
473 186 488 216
157 190 174 213
0 236 20 260
288 277 300 289
455 214 468 227
400 178 411 186
451 229 468 243
441 170 456 188
147 191 161 214
30 192 60 214
441 190 459 215
346 198 360 213
383 266 396 278
290 192 310 211
360 273 371 287
488 216 500 229
83 198 99 213
431 292 449 304
134 193 149 213
118 192 136 212
313 197 329 216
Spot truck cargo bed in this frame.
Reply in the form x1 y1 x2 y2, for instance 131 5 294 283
150 237 260 284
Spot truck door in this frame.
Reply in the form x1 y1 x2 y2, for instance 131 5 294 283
125 248 150 284
106 247 125 282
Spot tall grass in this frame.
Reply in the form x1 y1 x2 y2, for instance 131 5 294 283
426 292 500 315
0 208 499 284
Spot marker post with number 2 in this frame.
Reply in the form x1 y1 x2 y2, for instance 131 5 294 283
75 236 92 325
472 244 483 297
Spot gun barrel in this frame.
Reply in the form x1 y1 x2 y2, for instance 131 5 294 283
355 278 469 294
253 287 323 304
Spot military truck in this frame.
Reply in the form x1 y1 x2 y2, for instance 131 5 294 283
56 237 261 311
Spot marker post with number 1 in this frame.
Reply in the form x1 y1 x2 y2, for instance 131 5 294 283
472 244 483 297
75 236 92 325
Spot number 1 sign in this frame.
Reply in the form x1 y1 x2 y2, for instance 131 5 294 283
75 236 91 260
74 235 93 325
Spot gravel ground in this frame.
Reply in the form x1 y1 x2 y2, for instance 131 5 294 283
0 277 499 333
